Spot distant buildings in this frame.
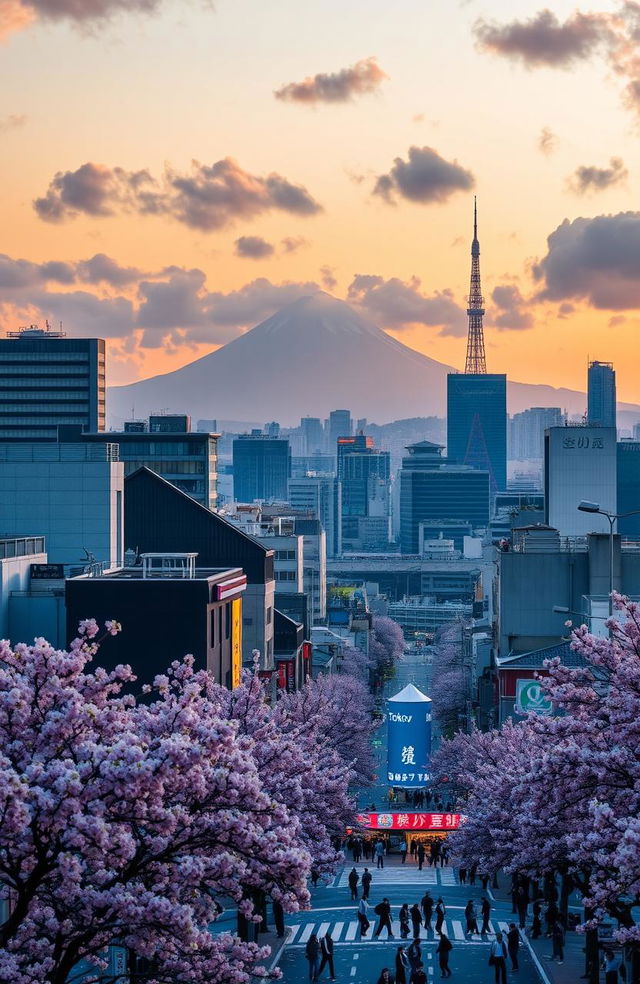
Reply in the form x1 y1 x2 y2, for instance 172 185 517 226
447 373 507 491
337 434 391 552
233 431 291 502
509 407 564 461
288 474 342 558
301 416 324 455
0 326 105 441
544 425 617 536
399 441 490 554
328 409 352 447
587 360 616 429
617 440 640 537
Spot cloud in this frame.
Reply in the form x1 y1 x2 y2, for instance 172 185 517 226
1 0 204 36
538 126 557 156
281 236 308 253
348 273 467 335
489 285 534 331
77 253 144 286
568 156 628 194
533 211 640 309
34 158 322 231
373 146 474 205
206 278 320 328
274 57 387 104
320 265 337 290
234 236 275 259
473 8 611 68
0 113 27 132
0 0 34 39
29 289 135 339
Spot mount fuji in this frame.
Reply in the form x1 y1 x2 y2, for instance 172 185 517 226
108 292 638 426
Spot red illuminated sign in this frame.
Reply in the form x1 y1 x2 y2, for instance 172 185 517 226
355 812 462 831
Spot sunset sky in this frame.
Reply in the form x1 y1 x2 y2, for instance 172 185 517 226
1 0 639 404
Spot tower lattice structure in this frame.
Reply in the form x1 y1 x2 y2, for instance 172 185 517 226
464 197 487 374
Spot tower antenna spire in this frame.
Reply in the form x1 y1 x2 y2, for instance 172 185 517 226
464 195 487 374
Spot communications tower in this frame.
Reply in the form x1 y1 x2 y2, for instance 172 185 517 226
464 197 487 374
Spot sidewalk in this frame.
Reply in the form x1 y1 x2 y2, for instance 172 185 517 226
490 875 588 984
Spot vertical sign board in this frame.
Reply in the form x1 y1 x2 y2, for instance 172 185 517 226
231 598 242 689
515 678 552 716
387 684 432 788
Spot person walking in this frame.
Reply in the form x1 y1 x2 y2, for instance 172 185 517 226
410 903 422 939
375 840 385 870
481 872 490 890
435 897 446 935
431 841 440 867
507 923 520 971
516 884 528 930
489 932 508 984
421 891 433 931
407 938 422 974
545 899 558 937
436 933 453 978
272 898 285 938
376 969 395 984
481 896 491 935
311 866 320 888
305 932 321 981
374 897 394 939
357 897 371 938
348 867 359 901
399 904 410 940
531 900 542 939
410 838 418 860
409 963 427 984
603 949 622 984
353 838 362 863
417 842 426 872
459 866 467 885
469 863 477 886
362 867 372 900
318 932 336 981
464 899 478 936
400 839 408 865
550 918 565 964
395 945 411 984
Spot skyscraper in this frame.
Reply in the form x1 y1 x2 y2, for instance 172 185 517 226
300 416 324 455
587 361 616 429
447 201 507 491
233 432 291 502
328 409 352 446
0 324 105 441
337 434 390 551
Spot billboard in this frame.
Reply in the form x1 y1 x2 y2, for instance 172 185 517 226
231 598 242 689
515 678 552 716
356 812 462 831
387 683 432 788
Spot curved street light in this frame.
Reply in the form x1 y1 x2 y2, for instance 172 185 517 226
577 501 640 620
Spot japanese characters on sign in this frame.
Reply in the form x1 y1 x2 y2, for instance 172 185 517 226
562 435 604 450
387 691 432 789
355 812 462 831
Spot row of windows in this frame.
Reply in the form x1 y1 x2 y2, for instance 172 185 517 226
0 414 88 423
0 353 89 362
276 570 298 581
115 441 208 456
0 366 93 376
0 380 89 390
122 459 207 474
0 403 90 412
275 549 297 560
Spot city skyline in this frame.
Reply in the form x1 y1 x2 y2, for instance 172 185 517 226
0 0 639 403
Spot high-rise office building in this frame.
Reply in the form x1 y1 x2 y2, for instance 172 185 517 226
301 416 325 455
329 409 352 446
545 425 617 536
288 474 342 557
617 440 640 538
399 441 490 553
337 434 390 551
509 407 565 461
588 361 616 429
233 432 291 502
0 325 105 441
446 202 507 491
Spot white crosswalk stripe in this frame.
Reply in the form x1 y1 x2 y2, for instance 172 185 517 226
338 866 458 888
286 916 508 946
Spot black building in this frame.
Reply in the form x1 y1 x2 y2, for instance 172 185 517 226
233 432 291 502
0 327 105 440
274 609 305 692
447 373 507 492
65 554 246 688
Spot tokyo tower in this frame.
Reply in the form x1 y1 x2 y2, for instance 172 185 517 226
464 197 487 374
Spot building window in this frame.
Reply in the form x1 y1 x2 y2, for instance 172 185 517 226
243 617 253 627
210 609 217 646
267 607 273 625
225 603 230 640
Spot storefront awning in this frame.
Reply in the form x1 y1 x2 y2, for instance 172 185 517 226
355 812 463 831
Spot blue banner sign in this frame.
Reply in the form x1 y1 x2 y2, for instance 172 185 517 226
387 683 432 788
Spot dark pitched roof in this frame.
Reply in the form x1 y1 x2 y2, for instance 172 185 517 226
498 641 586 669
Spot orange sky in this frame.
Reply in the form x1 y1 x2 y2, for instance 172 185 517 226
0 0 639 405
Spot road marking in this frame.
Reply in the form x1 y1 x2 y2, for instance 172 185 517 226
452 920 465 940
345 921 358 941
333 921 344 941
287 924 300 943
299 924 314 943
317 921 330 939
350 968 356 977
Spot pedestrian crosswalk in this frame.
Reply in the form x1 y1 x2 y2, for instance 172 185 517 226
286 918 512 946
337 865 457 888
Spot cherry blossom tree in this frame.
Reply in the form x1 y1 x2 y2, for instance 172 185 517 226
0 622 311 984
370 615 405 671
430 622 470 737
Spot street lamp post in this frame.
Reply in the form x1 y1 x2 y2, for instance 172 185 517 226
577 501 640 621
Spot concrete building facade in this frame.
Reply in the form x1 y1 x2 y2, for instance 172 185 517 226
544 426 617 536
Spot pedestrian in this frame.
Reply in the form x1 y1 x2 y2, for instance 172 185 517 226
469 863 477 886
440 844 447 867
531 900 542 939
362 867 372 900
318 932 336 981
545 899 558 937
399 903 410 940
435 897 446 935
375 839 385 870
348 866 359 901
410 838 418 859
464 899 478 936
551 918 565 964
410 903 422 939
409 962 427 984
421 891 433 931
272 898 285 938
353 838 361 863
603 949 621 984
400 839 408 865
431 841 440 867
376 969 395 984
436 932 453 978
481 872 490 891
357 897 370 938
407 938 422 973
417 842 426 871
507 922 520 971
481 896 491 935
374 897 394 939
363 839 371 861
516 884 528 930
396 945 411 984
311 866 320 888
305 932 321 982
459 866 467 885
489 932 508 984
